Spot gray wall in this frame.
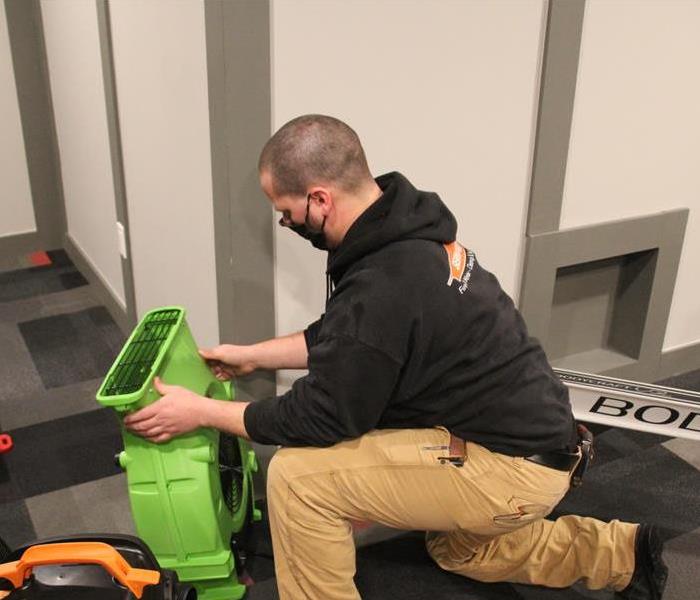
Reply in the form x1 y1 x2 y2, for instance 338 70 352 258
2 0 66 255
0 0 35 240
3 0 698 382
520 0 696 381
41 0 125 308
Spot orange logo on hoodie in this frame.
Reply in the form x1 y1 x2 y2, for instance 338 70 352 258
443 241 467 286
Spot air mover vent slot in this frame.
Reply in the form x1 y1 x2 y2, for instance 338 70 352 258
101 309 181 397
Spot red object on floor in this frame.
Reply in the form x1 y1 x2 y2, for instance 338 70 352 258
28 251 52 266
0 434 13 454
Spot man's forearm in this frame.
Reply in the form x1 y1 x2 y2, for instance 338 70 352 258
250 331 308 370
202 398 251 440
192 331 308 441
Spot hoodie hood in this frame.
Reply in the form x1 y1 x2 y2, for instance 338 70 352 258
328 172 457 281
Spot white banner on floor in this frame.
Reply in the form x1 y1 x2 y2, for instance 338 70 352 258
556 369 700 441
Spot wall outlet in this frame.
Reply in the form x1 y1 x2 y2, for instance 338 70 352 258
116 221 128 259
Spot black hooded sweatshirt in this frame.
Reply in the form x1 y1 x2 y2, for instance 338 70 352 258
244 172 576 456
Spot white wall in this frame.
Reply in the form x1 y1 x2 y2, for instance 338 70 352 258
0 0 36 238
41 0 124 304
109 0 219 347
561 0 700 351
271 0 547 389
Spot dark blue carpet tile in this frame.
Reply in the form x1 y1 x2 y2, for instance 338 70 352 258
578 424 670 469
244 519 611 600
0 452 22 502
354 532 515 600
0 249 87 303
18 306 125 389
554 439 700 536
243 501 277 597
44 250 72 268
657 368 700 391
355 532 616 599
0 408 122 502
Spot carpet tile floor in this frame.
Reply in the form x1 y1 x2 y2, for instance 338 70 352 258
1 249 699 599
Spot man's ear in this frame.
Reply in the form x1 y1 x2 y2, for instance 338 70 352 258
308 187 333 216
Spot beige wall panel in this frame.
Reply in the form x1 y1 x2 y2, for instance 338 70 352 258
109 0 219 347
271 0 547 389
41 0 124 304
560 0 700 351
0 0 36 238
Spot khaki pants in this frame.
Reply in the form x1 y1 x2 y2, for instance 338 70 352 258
266 428 637 600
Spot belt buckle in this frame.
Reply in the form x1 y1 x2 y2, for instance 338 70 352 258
571 424 595 487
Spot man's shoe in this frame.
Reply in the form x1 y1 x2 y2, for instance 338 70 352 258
616 524 668 600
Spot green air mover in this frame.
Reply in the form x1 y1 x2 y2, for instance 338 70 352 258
96 307 260 600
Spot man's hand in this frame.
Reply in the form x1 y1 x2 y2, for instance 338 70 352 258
123 377 212 443
199 345 257 379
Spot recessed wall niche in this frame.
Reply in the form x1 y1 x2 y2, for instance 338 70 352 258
519 209 688 380
547 250 657 372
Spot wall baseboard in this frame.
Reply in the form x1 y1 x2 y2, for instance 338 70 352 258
657 343 700 381
63 234 132 336
562 343 699 384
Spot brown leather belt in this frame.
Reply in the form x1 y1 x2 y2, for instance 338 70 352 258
524 451 580 472
447 433 579 472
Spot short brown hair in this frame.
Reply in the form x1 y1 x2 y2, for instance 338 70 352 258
258 114 373 196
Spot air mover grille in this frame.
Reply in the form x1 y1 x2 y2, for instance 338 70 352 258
101 309 181 397
219 434 244 515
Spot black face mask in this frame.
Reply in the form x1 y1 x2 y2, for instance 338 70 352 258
280 194 328 250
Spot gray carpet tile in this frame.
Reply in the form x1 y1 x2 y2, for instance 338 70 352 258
0 321 45 414
26 473 136 540
0 498 35 549
663 436 700 470
0 253 25 272
0 282 102 325
18 306 125 389
37 286 105 319
0 378 103 431
664 525 700 600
